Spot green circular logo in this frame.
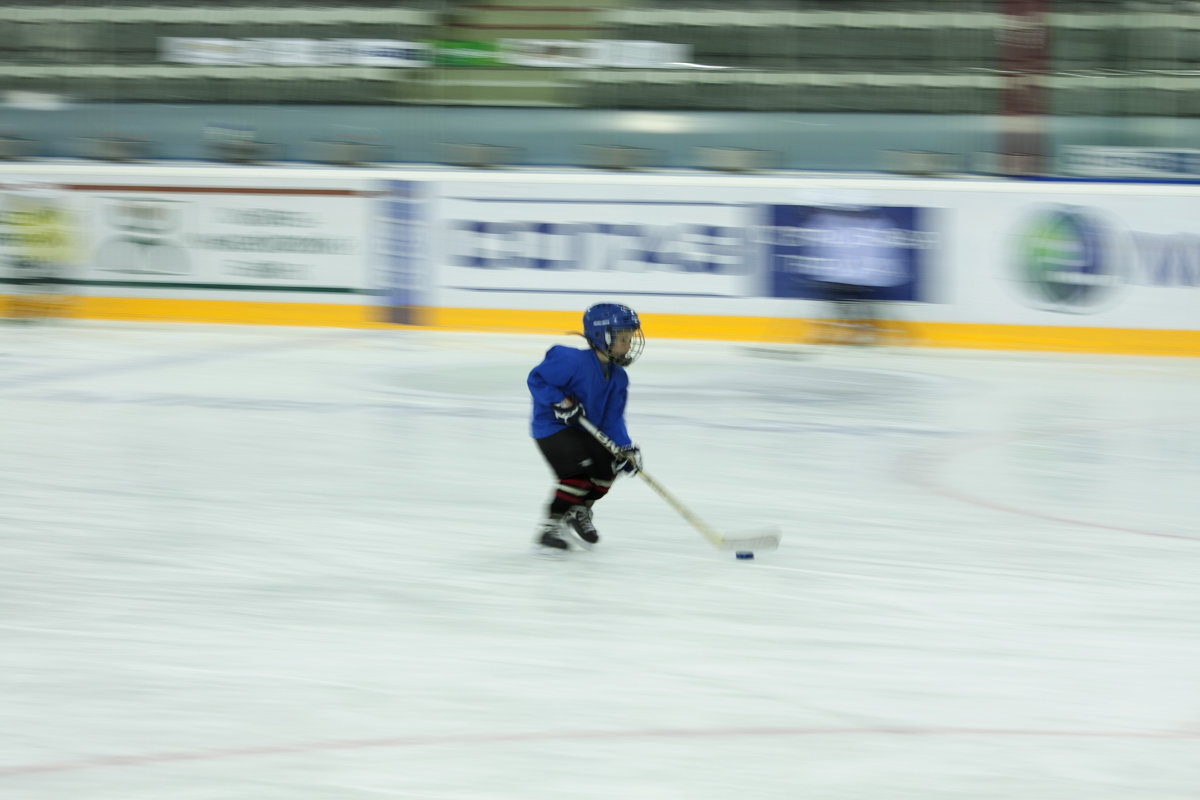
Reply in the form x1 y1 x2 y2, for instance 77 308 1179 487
1018 207 1121 312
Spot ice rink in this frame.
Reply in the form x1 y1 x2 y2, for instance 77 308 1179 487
1 321 1198 800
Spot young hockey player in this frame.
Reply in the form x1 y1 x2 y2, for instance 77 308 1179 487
527 303 645 555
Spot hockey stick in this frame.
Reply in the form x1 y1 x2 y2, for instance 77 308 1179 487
577 416 781 553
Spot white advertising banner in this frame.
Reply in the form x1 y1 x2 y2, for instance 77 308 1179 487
432 181 760 312
245 39 327 67
161 38 430 67
776 183 1199 330
70 182 371 300
356 40 429 67
417 177 1198 330
955 190 1200 329
327 39 431 67
1060 145 1200 179
160 38 249 66
414 179 945 317
498 39 691 68
499 39 594 68
604 40 690 68
3 165 1197 336
817 187 1185 329
0 180 80 271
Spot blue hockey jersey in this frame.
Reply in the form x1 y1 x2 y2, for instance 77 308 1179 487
528 345 632 445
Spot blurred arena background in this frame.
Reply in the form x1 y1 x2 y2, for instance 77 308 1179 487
2 1 1199 352
1 0 1198 170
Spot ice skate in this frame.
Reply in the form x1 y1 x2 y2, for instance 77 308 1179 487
532 518 570 558
563 505 599 550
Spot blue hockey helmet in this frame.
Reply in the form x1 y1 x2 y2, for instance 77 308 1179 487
582 303 644 367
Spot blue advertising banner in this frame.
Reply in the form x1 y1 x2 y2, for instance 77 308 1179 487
764 205 935 302
380 180 425 324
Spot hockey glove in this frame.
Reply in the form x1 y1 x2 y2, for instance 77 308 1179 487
552 398 584 425
613 444 642 476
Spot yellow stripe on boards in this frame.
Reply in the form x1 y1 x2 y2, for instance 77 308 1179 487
918 323 1200 357
73 296 384 328
428 307 579 335
4 295 1198 357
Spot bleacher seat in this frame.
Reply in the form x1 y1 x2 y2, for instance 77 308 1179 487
0 1 1196 118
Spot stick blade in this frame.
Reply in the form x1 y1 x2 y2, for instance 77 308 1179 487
718 527 782 553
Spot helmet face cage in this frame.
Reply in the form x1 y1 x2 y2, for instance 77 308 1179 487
583 303 644 367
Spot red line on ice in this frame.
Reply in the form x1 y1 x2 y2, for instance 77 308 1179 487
2 725 1196 778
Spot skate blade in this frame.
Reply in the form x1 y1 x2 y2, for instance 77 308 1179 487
563 529 596 551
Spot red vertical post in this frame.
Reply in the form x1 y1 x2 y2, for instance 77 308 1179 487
999 0 1048 175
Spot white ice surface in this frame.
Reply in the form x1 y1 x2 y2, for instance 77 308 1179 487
0 323 1198 799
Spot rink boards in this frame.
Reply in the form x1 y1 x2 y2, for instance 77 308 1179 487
2 164 1199 356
